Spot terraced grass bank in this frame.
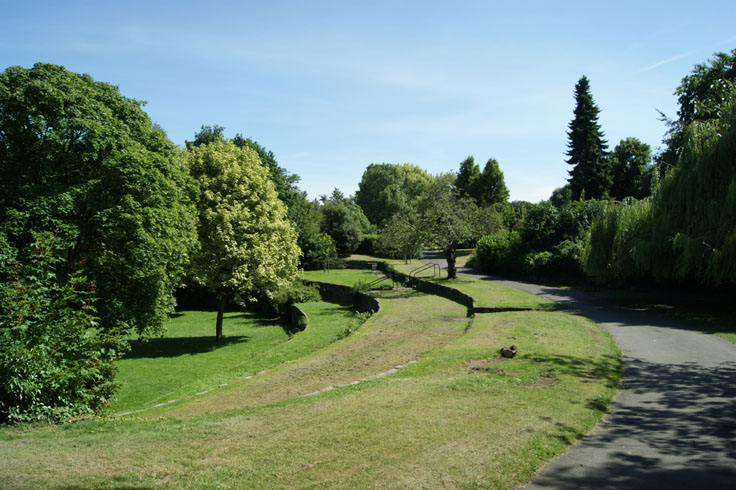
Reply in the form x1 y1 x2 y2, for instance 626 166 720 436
0 275 621 489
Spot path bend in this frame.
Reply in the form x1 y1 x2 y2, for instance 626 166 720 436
422 252 736 489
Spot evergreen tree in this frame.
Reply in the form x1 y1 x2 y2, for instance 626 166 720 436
476 157 510 206
566 76 610 200
455 156 481 199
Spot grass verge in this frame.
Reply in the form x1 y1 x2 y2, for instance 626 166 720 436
301 268 393 288
0 286 620 489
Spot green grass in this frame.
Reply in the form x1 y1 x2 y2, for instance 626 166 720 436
0 285 621 489
351 253 556 309
111 303 357 414
301 268 393 288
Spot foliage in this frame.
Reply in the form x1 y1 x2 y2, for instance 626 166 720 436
610 137 653 200
566 75 610 200
318 191 370 257
264 281 321 322
455 156 481 199
355 233 379 255
376 212 423 261
354 163 433 227
476 157 510 206
584 199 652 284
474 229 522 274
659 49 736 170
329 311 371 343
0 63 198 337
416 174 501 278
586 64 736 288
185 140 300 339
0 233 119 423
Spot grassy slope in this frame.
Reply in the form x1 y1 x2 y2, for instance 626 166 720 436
112 303 356 414
352 253 556 309
301 268 392 288
0 286 620 489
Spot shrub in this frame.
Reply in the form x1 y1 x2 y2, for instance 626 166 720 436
356 234 379 255
0 233 120 424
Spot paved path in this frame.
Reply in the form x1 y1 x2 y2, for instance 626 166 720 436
422 253 736 489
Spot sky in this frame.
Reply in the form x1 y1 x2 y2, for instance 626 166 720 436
1 1 735 202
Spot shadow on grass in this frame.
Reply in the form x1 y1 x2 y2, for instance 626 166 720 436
123 335 251 359
525 353 623 390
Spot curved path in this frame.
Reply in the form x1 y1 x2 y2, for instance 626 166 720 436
422 253 736 489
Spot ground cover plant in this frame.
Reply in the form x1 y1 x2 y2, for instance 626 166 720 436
1 279 621 488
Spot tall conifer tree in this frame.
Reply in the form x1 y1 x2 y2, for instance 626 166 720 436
566 76 610 200
455 156 481 199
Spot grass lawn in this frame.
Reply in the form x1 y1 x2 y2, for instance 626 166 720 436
111 303 358 415
301 268 393 288
351 253 556 310
0 285 621 489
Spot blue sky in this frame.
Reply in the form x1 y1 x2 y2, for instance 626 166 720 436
2 1 735 202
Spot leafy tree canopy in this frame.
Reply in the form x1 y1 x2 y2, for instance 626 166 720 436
0 63 198 337
610 137 653 200
355 163 433 227
476 157 510 206
185 140 300 339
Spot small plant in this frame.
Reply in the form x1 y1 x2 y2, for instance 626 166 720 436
330 311 371 343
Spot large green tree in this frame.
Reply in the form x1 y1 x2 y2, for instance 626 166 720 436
610 137 653 200
566 76 610 200
185 141 300 340
476 157 510 206
455 156 481 199
659 49 736 171
0 63 198 337
415 174 500 278
355 163 433 227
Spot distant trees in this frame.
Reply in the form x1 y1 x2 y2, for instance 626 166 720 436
185 141 300 340
609 138 653 200
455 156 509 207
355 163 432 227
415 174 501 278
319 189 371 257
566 76 610 200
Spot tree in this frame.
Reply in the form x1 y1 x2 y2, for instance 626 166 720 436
185 141 300 340
476 157 510 206
320 200 363 257
610 137 653 200
0 63 198 338
455 156 481 199
416 174 499 278
0 232 118 423
659 49 736 171
566 76 610 200
354 163 432 227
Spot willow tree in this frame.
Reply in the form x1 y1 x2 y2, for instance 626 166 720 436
185 141 300 340
649 98 736 286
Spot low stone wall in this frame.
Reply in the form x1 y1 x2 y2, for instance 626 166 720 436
305 280 380 314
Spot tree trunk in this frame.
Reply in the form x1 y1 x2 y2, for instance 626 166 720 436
215 295 226 341
445 247 457 279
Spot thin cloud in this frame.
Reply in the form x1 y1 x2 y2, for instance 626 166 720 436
639 52 691 72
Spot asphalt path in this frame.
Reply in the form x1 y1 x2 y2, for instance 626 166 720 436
421 253 736 489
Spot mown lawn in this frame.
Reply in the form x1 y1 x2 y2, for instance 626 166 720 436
301 268 393 288
351 253 556 309
0 284 621 489
111 303 358 414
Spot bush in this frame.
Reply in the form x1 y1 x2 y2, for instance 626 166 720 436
265 281 321 319
356 234 379 255
0 233 120 424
